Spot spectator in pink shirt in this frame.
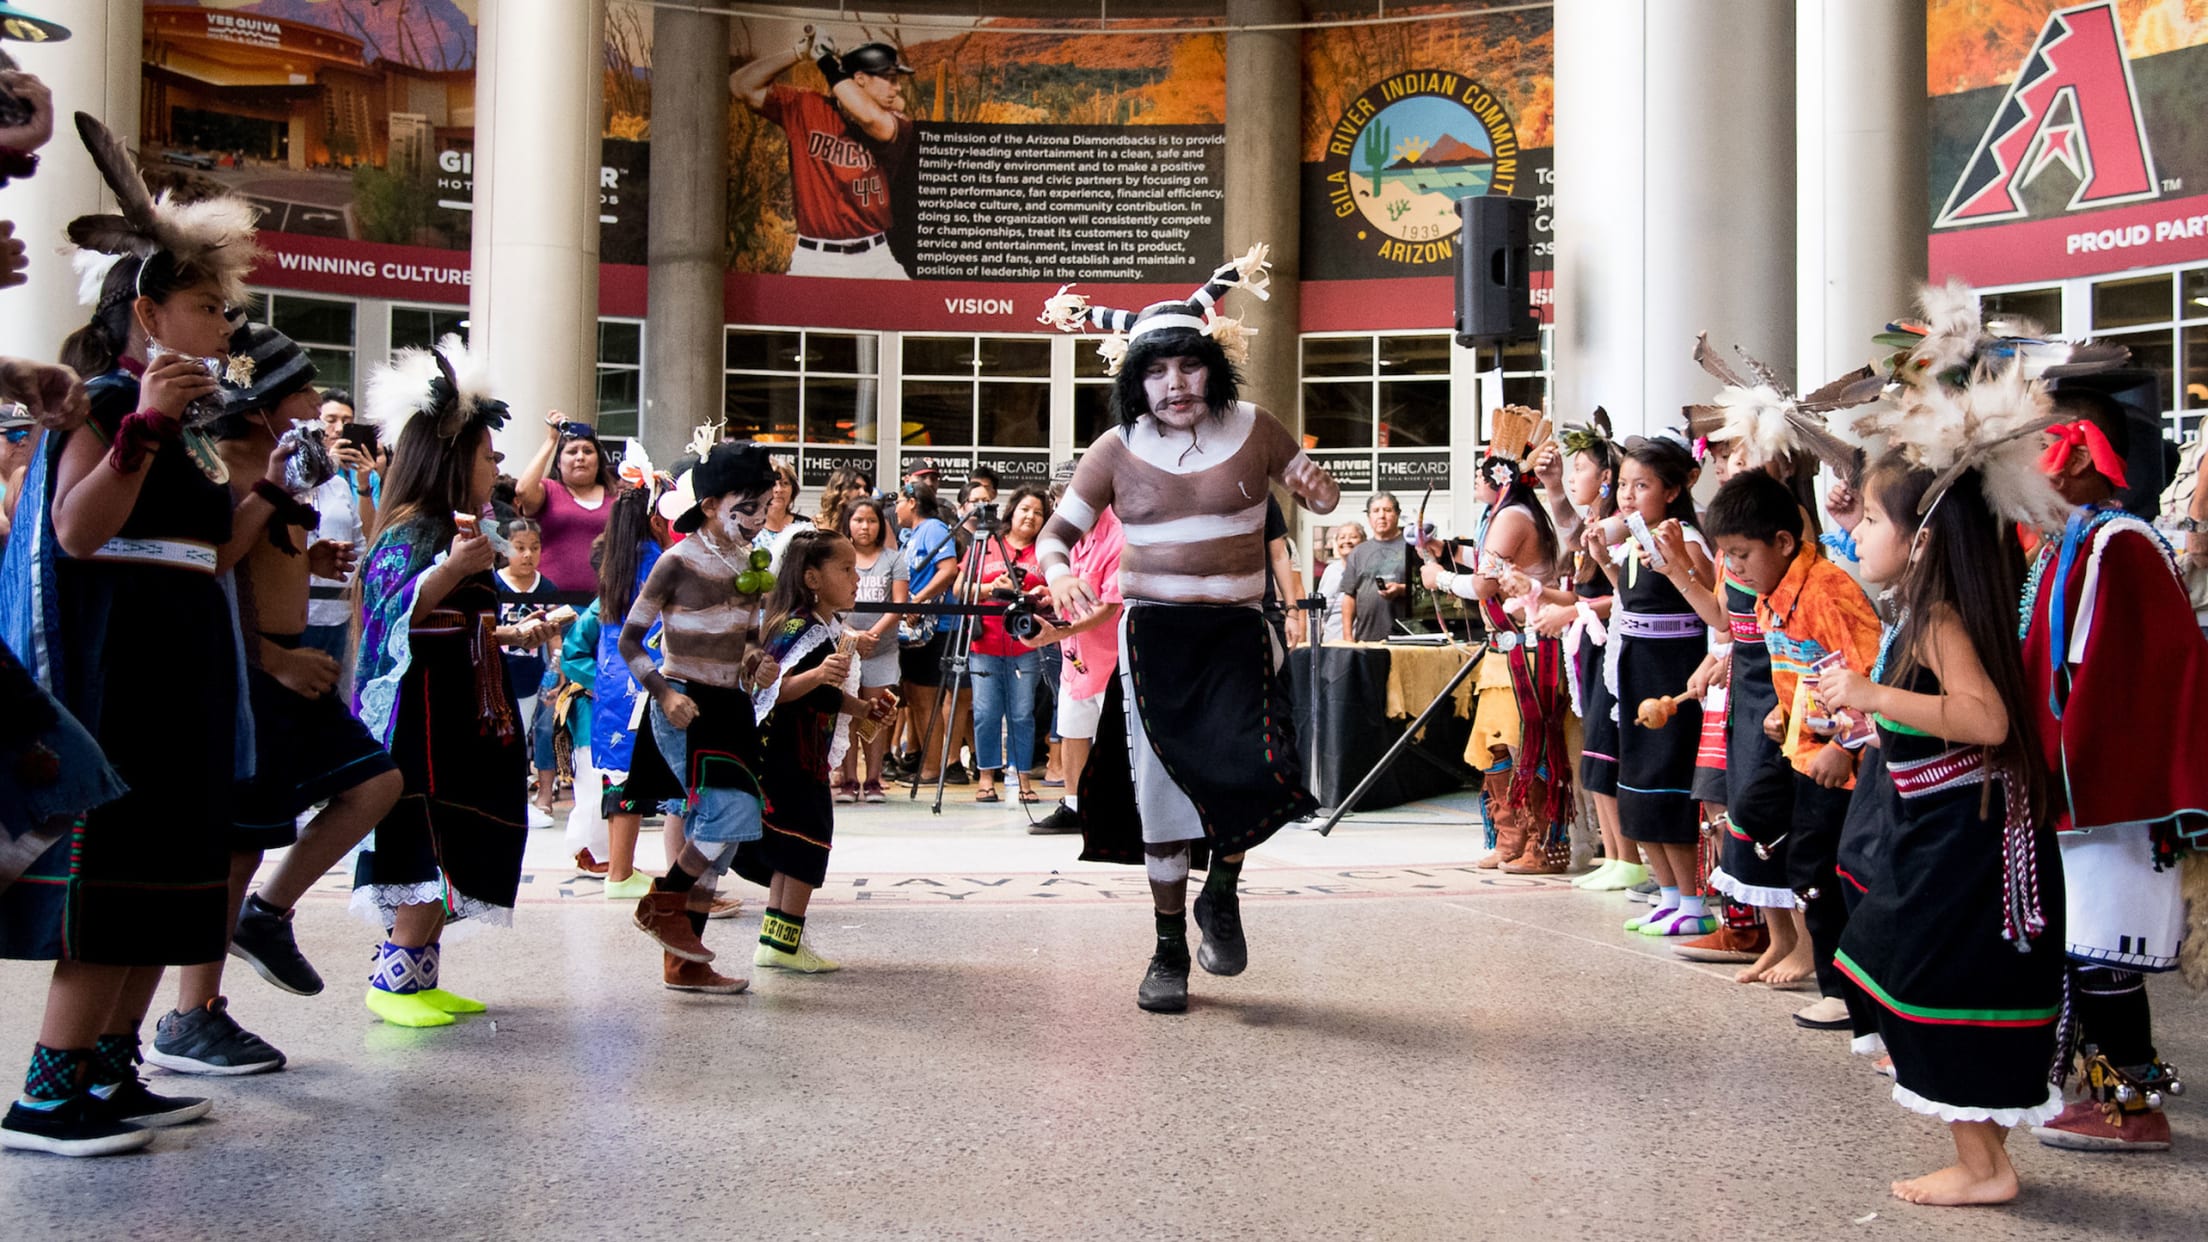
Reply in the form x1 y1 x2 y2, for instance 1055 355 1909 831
1021 495 1124 835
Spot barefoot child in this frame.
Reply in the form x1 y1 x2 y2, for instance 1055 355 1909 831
739 529 890 974
1692 472 1880 1003
1818 457 2065 1206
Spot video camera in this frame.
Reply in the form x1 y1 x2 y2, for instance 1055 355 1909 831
993 562 1051 642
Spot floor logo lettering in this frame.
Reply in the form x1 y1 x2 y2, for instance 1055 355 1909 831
1935 0 2159 229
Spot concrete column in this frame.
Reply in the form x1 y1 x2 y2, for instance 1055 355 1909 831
1223 0 1302 431
1554 1 1794 437
471 0 605 464
0 0 141 364
641 5 729 468
1797 0 1926 386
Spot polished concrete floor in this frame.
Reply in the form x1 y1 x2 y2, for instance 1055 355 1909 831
2 790 2204 1240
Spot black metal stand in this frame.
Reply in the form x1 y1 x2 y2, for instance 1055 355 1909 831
903 515 1029 815
1313 641 1488 837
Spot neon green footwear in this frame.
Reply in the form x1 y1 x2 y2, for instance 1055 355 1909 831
364 988 454 1028
1571 860 1619 889
1638 911 1717 938
1583 862 1648 892
754 941 841 974
603 871 654 900
416 988 486 1015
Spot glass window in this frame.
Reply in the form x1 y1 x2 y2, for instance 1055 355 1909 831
1301 381 1375 450
724 374 801 442
726 328 882 465
803 377 876 445
1377 379 1450 449
726 329 804 372
1982 286 2062 329
2100 327 2174 412
1073 381 1114 448
1379 334 1451 376
2184 323 2208 412
2093 274 2173 330
2182 267 2208 319
897 335 1050 451
390 306 466 355
595 319 644 439
1301 336 1372 378
263 293 356 396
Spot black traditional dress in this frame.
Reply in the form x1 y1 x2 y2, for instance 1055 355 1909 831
1709 572 1795 907
1832 619 2066 1125
0 370 239 964
737 616 843 890
1571 561 1619 796
351 515 527 929
1606 533 1709 846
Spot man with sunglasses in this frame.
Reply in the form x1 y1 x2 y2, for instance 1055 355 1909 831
0 405 31 552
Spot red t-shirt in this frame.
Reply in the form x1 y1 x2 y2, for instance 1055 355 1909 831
759 85 909 241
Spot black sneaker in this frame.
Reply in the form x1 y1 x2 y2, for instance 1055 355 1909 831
1193 887 1248 976
1027 801 1082 836
145 998 286 1077
88 1077 211 1128
941 762 973 786
1136 949 1191 1013
0 1097 152 1157
230 896 325 996
883 751 916 780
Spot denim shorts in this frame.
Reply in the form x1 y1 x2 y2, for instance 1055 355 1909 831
646 696 763 846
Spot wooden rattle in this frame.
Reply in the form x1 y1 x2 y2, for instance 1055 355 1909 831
1635 695 1684 729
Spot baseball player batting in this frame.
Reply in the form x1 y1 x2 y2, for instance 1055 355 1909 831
732 29 917 280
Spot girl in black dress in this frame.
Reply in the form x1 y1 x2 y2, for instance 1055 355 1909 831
1601 437 1718 938
741 529 885 975
1816 461 2063 1207
2 231 294 1156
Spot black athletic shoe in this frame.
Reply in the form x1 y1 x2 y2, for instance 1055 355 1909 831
942 762 973 786
0 1097 152 1157
1193 888 1248 977
88 1078 211 1128
230 897 325 996
1026 801 1082 835
146 998 286 1077
1137 950 1191 1013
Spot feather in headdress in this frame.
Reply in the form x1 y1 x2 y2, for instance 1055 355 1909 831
66 112 262 307
1682 333 1870 471
1036 243 1273 377
364 334 508 444
618 438 656 491
1558 407 1617 460
1834 280 2123 527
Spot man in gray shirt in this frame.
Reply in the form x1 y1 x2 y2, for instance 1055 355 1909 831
1338 491 1413 641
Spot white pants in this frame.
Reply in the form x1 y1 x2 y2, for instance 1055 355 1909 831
2061 821 2186 971
789 236 910 280
563 745 609 858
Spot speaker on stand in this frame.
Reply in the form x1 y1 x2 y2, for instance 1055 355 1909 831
1454 194 1538 454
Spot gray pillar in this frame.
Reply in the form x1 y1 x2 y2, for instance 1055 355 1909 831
1797 0 1926 385
1555 0 1795 437
473 0 605 464
1223 0 1302 433
0 0 141 364
642 5 731 468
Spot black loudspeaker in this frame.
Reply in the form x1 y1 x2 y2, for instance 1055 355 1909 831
1454 195 1537 349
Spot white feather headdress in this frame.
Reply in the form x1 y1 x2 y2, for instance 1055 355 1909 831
1683 334 1879 471
1828 279 2127 529
364 334 508 443
66 113 262 308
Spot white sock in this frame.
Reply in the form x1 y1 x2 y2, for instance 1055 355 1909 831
1655 886 1681 911
1678 893 1708 918
1065 794 1080 811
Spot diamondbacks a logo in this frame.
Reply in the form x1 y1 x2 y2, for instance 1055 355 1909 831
1936 1 2158 229
1323 70 1518 266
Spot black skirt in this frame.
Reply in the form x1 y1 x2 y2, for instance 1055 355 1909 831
1835 733 2066 1119
1573 574 1619 797
1613 629 1706 846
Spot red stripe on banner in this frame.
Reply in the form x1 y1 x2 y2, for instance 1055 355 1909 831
1929 192 2208 287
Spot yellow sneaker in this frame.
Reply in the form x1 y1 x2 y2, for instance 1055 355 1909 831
416 988 486 1014
753 941 841 973
364 988 455 1028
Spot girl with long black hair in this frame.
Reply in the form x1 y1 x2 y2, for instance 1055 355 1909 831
591 483 668 900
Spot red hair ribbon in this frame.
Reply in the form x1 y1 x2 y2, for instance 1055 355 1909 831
2038 420 2128 489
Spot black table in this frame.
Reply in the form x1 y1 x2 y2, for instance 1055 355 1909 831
1287 642 1479 811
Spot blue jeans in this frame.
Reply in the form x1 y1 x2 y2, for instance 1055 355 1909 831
969 649 1039 774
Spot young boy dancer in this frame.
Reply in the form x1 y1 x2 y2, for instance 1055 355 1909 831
2023 386 2208 1153
623 441 782 993
1679 471 1881 1026
1036 247 1341 1013
149 322 401 1073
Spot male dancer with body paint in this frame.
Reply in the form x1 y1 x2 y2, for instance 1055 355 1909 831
1036 249 1340 1012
